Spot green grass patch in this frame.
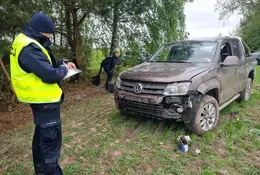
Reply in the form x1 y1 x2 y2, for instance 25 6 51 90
255 66 260 84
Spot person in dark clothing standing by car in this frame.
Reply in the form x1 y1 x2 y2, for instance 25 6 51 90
10 13 76 175
102 50 119 90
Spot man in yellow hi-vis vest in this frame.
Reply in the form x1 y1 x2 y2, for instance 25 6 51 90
10 13 76 175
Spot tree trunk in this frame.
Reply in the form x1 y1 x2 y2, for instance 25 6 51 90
60 1 63 47
60 28 63 47
65 7 77 66
53 32 56 45
0 59 16 111
110 2 119 54
71 7 81 69
65 7 74 50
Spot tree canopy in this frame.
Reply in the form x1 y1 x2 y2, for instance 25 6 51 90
0 0 193 106
0 0 192 63
216 0 260 51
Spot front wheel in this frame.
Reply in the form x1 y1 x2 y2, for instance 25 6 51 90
185 95 219 135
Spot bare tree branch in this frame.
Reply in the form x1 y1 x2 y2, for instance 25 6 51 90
78 12 88 25
216 0 257 20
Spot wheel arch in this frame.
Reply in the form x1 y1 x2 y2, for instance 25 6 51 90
197 79 220 103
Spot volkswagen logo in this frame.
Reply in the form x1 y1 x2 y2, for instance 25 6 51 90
134 83 143 93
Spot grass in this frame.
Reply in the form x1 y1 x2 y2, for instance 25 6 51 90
255 66 260 84
1 68 260 175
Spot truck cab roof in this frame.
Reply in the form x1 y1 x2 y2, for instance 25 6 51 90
165 36 243 45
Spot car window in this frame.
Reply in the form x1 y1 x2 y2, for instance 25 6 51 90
220 42 232 62
149 41 217 63
230 39 241 59
241 39 251 56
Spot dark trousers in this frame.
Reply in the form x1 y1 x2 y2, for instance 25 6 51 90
31 105 63 175
105 71 113 90
32 125 63 175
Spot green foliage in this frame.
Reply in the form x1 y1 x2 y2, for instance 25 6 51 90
0 40 11 60
143 0 191 54
215 0 254 20
51 45 71 60
216 0 260 51
0 0 48 37
236 2 260 51
0 0 191 78
87 49 105 73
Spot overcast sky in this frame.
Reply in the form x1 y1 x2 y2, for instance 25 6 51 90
185 0 241 39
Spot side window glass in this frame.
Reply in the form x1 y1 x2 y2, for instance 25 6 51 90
231 40 241 59
242 40 250 56
220 43 232 62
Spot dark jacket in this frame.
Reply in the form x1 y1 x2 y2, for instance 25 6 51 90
102 54 118 73
19 27 67 85
17 27 68 125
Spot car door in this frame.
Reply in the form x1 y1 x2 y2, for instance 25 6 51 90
218 40 238 104
235 39 249 92
228 39 247 93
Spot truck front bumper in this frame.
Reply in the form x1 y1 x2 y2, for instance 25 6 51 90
114 88 201 122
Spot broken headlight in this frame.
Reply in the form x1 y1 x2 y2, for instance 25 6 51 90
163 82 191 96
115 76 122 89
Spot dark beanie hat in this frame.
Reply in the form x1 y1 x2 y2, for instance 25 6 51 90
29 13 55 34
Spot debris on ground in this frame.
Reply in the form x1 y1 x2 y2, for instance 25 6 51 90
233 112 240 121
195 149 201 154
216 170 230 175
174 135 191 152
249 129 260 135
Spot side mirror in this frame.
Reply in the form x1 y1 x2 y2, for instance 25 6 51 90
221 56 239 67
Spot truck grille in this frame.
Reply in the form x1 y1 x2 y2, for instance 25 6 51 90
119 99 181 119
120 80 167 95
120 99 163 116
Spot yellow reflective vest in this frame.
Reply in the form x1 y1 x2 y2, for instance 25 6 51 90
10 33 62 103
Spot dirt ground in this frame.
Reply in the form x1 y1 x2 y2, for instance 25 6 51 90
0 83 106 133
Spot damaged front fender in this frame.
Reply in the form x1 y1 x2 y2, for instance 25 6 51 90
181 91 202 123
197 79 220 95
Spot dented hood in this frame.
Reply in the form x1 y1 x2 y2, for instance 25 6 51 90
120 62 211 83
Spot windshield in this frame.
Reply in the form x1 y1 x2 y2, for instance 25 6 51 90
149 41 217 63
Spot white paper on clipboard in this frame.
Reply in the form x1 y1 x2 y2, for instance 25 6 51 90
63 68 82 80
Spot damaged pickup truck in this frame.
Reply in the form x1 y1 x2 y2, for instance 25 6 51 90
114 36 257 135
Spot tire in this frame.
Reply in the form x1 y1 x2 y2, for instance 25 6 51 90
185 95 219 135
238 78 252 101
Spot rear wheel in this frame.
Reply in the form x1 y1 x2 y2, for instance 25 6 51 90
238 78 252 101
185 95 219 135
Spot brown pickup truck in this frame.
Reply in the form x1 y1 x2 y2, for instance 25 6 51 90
114 36 257 135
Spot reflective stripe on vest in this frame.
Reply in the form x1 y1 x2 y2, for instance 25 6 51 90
10 33 62 103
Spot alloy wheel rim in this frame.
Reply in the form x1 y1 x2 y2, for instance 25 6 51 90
200 103 217 131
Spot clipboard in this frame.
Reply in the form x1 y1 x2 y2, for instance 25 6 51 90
63 68 82 80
